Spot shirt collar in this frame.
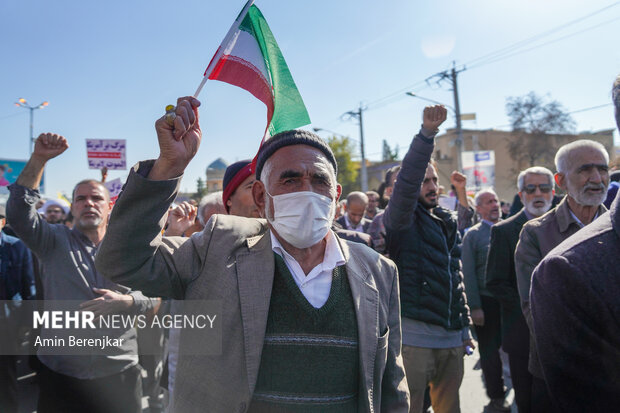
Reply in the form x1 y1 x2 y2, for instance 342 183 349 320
270 229 346 274
344 214 363 231
481 219 498 227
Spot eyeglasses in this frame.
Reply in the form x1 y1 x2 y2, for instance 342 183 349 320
522 184 553 194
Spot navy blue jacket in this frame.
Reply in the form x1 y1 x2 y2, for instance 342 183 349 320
384 132 470 330
531 192 620 411
0 231 35 301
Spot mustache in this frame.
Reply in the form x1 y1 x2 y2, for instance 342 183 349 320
582 183 606 191
424 191 437 197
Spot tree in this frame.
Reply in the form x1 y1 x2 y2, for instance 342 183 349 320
327 135 359 196
506 92 576 168
194 177 207 201
382 139 399 161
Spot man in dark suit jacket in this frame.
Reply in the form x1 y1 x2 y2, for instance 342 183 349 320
336 191 372 233
486 166 555 413
529 74 620 413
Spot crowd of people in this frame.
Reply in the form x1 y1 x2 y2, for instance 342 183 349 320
0 76 618 413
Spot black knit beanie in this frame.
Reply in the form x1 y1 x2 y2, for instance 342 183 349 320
255 130 338 181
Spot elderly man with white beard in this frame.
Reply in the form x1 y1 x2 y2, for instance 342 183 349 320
514 140 609 413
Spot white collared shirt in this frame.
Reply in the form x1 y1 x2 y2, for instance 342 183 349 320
270 230 346 308
344 214 364 232
568 209 600 228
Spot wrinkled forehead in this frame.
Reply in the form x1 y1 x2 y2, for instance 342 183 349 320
267 145 334 179
566 147 608 170
46 205 64 212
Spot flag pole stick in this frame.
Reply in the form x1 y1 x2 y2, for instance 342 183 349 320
193 0 255 98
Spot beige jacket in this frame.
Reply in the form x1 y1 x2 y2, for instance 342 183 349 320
96 161 409 413
514 196 606 377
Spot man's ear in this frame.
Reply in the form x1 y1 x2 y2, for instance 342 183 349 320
518 191 524 204
554 173 566 190
336 184 342 203
252 180 266 218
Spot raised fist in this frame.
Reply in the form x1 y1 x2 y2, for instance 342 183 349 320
33 133 69 161
422 105 448 132
450 170 467 190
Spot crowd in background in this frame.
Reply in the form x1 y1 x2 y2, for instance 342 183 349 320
0 76 618 413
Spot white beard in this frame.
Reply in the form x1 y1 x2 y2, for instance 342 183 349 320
525 197 552 217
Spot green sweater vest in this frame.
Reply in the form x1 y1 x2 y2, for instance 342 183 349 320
249 254 359 412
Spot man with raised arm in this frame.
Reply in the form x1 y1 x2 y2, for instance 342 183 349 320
6 133 155 413
95 97 409 412
384 106 473 413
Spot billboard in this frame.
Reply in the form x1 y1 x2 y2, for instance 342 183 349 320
0 159 44 194
461 150 495 192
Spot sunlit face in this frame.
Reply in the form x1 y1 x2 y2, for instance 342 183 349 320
346 201 366 226
476 192 500 222
253 145 341 222
228 173 260 218
45 206 65 224
419 164 439 209
71 182 111 231
519 173 555 217
367 193 379 213
557 147 609 207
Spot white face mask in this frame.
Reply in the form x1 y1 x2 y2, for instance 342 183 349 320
266 191 335 249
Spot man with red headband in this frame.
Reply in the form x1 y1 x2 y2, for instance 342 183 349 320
222 160 260 218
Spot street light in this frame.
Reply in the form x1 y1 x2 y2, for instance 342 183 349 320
15 98 49 155
405 92 456 113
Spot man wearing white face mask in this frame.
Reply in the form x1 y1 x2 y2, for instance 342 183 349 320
96 96 409 413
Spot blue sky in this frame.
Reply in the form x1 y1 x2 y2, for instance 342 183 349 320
1 0 618 197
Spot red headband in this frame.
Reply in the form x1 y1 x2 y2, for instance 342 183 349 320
222 163 253 213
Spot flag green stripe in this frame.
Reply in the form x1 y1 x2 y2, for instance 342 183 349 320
241 5 311 135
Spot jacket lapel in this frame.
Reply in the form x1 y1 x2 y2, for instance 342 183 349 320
235 230 275 394
339 237 378 410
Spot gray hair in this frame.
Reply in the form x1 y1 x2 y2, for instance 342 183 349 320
197 191 224 225
554 139 609 174
517 166 555 191
474 189 498 206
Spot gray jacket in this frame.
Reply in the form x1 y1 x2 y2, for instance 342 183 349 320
95 161 410 413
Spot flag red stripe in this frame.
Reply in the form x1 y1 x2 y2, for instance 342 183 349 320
208 56 274 123
87 152 122 159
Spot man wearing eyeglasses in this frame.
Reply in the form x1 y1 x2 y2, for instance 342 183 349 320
485 166 554 413
514 140 609 413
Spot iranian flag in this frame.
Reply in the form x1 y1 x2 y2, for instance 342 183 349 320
194 0 310 139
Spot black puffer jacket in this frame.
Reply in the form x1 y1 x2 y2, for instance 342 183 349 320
384 131 470 330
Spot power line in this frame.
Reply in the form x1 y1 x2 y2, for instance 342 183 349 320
464 1 619 68
468 15 620 70
0 112 26 121
491 103 613 129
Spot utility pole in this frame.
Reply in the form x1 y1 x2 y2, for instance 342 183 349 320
426 62 466 171
342 103 368 191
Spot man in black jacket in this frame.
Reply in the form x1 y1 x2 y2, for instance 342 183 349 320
485 166 554 413
385 105 473 413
